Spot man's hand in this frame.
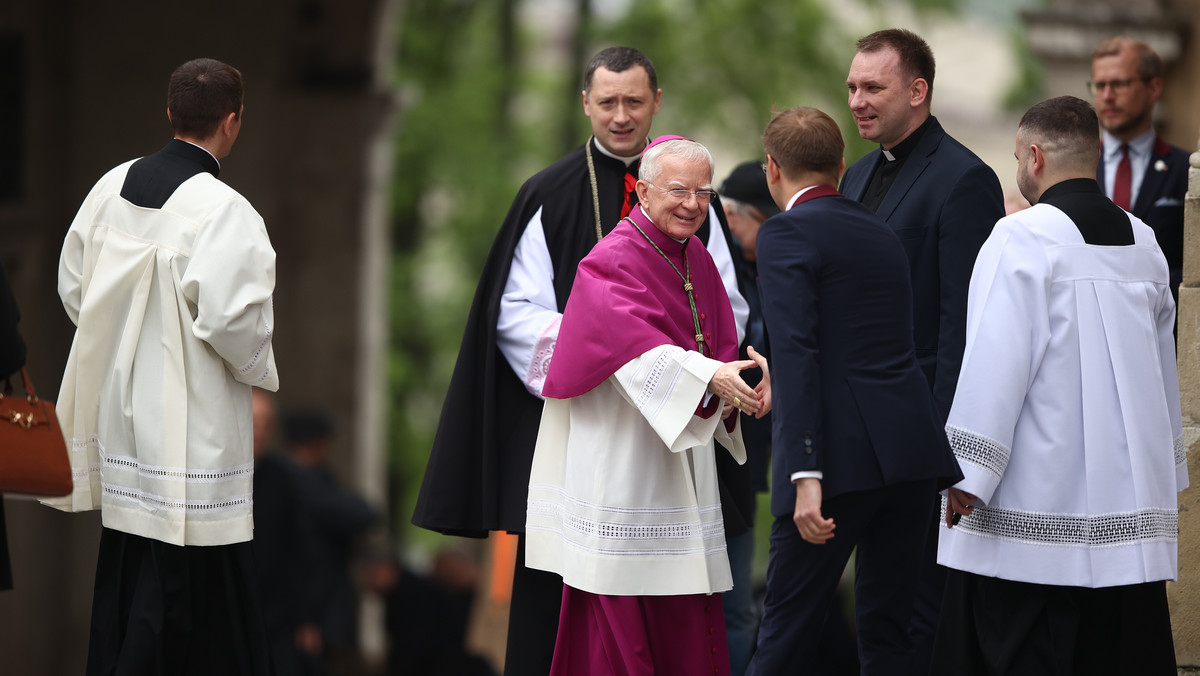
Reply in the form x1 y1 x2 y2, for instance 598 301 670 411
945 487 979 527
793 477 835 544
747 345 772 419
708 359 762 414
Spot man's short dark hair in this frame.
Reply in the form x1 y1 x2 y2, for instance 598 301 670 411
1018 96 1100 168
583 47 657 92
167 58 244 140
762 107 844 179
1092 36 1163 81
856 28 936 98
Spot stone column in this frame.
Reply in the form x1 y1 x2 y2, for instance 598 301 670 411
1173 140 1200 670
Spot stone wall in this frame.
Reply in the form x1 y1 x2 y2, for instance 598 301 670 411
1173 140 1200 666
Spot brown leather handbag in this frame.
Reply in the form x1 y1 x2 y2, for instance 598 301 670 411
0 368 72 496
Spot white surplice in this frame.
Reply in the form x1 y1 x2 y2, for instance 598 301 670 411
526 345 745 597
43 159 278 547
937 201 1186 588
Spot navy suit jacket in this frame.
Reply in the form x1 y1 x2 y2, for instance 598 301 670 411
840 117 1004 423
757 186 961 516
1097 136 1188 297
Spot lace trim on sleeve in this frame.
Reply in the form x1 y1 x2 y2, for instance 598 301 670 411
524 315 561 398
946 424 1011 480
236 300 273 376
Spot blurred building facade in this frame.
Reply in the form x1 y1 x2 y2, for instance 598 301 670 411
0 1 396 672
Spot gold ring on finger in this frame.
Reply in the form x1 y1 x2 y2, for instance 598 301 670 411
733 396 741 408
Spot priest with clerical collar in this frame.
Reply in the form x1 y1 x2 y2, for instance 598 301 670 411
525 136 771 675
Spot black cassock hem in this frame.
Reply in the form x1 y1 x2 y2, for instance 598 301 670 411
87 528 274 676
931 568 1175 676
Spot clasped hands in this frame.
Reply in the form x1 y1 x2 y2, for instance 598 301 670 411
707 345 772 421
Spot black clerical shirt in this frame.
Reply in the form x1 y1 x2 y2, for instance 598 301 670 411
861 116 934 213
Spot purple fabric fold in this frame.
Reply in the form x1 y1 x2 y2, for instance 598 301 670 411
542 204 738 399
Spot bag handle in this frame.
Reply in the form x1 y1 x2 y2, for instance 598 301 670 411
1 367 39 403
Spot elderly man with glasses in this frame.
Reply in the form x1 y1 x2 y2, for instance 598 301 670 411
1090 36 1189 307
525 136 770 676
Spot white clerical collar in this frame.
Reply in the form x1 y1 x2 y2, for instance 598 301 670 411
592 137 645 167
784 185 821 210
882 149 896 162
1102 128 1154 161
177 138 221 169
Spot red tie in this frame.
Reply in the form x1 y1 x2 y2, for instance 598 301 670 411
620 172 637 219
1112 143 1132 210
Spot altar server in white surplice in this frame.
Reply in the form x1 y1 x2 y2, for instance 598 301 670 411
46 58 277 676
933 96 1185 676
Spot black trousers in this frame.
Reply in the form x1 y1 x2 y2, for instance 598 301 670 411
504 534 563 676
931 569 1176 676
748 479 937 676
87 528 274 676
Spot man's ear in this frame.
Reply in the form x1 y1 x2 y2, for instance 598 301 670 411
635 178 651 204
765 156 781 186
1146 76 1164 103
910 78 929 108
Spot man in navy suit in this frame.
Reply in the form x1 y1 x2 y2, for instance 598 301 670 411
839 29 1004 673
1091 36 1189 305
746 106 962 675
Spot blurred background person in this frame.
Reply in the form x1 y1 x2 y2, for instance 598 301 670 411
1090 36 1188 307
255 403 380 675
366 544 497 676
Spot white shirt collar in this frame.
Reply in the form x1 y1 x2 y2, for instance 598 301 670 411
784 185 821 211
1102 128 1154 161
178 139 221 169
592 137 644 167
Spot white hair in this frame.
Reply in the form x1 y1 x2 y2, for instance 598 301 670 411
639 139 714 183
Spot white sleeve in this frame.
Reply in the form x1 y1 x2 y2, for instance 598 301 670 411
179 196 279 391
497 206 562 399
612 345 744 463
706 203 749 345
58 213 87 327
944 218 1048 504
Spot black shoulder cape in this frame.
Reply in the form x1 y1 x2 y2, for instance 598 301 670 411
412 141 635 536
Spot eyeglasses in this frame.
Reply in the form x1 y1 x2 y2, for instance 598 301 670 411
647 182 717 204
1086 77 1147 95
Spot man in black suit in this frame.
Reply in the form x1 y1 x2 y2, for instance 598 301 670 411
1091 36 1189 305
746 106 962 675
839 30 1004 672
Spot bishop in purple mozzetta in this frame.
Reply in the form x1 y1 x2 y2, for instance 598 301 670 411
525 136 771 675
